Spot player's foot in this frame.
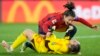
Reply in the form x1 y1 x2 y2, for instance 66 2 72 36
20 42 27 53
1 40 13 52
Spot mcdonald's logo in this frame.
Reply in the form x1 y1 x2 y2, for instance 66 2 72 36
3 1 100 24
7 1 55 23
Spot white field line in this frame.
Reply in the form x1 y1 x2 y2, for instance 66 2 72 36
76 35 100 38
0 35 100 44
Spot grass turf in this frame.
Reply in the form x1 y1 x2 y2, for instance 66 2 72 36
0 23 100 56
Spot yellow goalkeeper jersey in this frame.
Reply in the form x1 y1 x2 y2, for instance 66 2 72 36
48 38 69 54
32 34 70 54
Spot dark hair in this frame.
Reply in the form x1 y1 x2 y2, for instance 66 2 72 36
69 43 81 54
63 2 76 17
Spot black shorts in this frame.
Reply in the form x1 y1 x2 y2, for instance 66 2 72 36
38 25 46 35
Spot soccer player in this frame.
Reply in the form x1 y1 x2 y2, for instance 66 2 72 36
38 2 98 39
2 29 80 54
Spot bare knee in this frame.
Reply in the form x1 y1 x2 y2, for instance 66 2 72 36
23 29 35 40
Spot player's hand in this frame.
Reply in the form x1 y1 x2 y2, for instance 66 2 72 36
46 32 52 37
91 25 98 30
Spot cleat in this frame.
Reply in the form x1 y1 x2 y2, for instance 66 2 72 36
1 40 12 53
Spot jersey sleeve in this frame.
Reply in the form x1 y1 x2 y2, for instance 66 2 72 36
74 17 93 28
43 19 57 33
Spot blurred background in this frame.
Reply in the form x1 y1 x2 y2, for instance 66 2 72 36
0 0 100 56
1 0 100 24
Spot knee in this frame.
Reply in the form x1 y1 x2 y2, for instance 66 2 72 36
25 42 34 50
25 42 32 47
23 29 35 36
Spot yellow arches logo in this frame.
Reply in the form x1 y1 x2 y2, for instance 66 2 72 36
7 1 55 23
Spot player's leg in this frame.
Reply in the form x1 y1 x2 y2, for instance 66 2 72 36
2 32 27 52
2 29 35 52
38 25 46 38
11 29 35 49
64 25 77 40
20 41 35 52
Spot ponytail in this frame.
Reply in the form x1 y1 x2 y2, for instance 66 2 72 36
63 2 76 17
64 2 75 11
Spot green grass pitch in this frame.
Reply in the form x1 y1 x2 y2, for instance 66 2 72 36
0 23 100 56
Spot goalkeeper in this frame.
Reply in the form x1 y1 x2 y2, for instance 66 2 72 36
2 29 80 54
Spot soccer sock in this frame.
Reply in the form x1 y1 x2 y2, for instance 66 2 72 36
11 33 27 50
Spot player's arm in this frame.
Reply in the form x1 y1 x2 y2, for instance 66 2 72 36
74 17 98 30
43 19 57 37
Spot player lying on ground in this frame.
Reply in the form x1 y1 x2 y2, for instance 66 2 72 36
38 2 98 40
2 29 80 54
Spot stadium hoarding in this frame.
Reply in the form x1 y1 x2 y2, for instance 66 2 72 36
1 0 100 24
0 0 1 22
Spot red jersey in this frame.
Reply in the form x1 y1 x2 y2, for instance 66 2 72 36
39 12 92 34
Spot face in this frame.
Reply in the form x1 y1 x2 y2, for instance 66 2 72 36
63 15 74 25
68 40 80 54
